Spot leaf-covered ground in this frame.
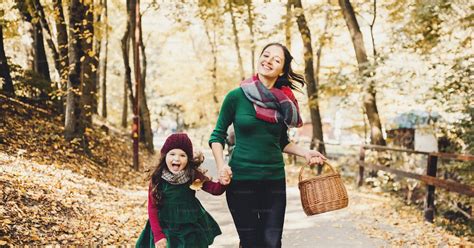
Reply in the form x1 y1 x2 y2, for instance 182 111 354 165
0 152 147 245
0 95 156 245
0 95 472 246
2 152 473 246
0 95 155 189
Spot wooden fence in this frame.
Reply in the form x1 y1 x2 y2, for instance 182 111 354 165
358 144 474 222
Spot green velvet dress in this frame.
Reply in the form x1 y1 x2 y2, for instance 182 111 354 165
136 181 222 248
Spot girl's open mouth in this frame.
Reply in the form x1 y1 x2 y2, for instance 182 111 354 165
171 162 181 171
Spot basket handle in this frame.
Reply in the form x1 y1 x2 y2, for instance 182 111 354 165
298 161 336 182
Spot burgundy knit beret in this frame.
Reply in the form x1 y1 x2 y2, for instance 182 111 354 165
160 133 193 159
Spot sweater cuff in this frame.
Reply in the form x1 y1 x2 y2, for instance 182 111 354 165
208 138 226 149
154 232 166 244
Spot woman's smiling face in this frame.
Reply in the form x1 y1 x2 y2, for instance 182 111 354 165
257 45 285 79
165 148 188 174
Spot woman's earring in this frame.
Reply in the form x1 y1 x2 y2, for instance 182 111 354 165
279 73 284 76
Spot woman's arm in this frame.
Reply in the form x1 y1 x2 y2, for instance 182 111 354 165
211 143 232 185
283 142 326 165
209 90 237 185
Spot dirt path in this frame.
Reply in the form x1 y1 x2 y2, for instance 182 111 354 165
198 150 470 247
1 152 470 246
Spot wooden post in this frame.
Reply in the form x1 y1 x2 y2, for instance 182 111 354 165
358 145 365 187
424 155 438 222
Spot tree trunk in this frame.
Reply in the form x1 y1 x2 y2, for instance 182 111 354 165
33 18 51 86
32 0 64 112
0 25 14 95
338 0 386 145
198 3 220 117
121 0 132 128
204 26 219 107
101 0 108 118
34 26 50 100
64 0 85 142
53 0 69 114
33 0 60 76
228 0 245 80
245 0 255 75
92 0 101 115
369 0 377 58
293 0 326 155
138 15 154 153
122 77 129 127
285 0 292 50
15 1 35 70
80 2 95 126
16 0 51 96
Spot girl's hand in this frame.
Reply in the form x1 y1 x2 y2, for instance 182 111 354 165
304 150 326 166
218 164 232 185
155 238 167 248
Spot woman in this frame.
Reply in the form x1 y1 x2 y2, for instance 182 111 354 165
209 42 326 248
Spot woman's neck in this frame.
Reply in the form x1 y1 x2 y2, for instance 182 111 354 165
257 73 277 89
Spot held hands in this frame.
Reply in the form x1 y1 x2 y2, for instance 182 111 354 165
155 238 167 248
218 164 232 185
304 150 327 167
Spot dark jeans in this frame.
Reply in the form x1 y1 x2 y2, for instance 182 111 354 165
226 179 286 248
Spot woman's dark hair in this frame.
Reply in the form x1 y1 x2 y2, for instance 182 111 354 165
149 154 204 207
259 42 306 91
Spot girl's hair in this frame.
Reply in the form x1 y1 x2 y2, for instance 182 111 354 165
149 153 204 207
259 42 306 91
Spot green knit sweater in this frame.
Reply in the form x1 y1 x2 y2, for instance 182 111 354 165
209 88 290 180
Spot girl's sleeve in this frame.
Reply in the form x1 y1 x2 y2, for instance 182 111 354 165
202 181 227 195
209 90 237 148
148 184 166 243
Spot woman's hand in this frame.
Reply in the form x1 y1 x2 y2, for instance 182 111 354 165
218 164 232 185
155 238 167 248
304 150 326 166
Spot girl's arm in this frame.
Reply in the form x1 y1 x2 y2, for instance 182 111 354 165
148 184 166 243
202 180 227 195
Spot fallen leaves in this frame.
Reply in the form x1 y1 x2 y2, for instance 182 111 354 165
1 96 472 246
0 153 149 245
344 186 473 246
0 95 157 189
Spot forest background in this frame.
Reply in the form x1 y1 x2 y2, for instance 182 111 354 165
0 0 472 245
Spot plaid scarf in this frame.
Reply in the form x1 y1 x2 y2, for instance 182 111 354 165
161 169 190 185
240 75 302 128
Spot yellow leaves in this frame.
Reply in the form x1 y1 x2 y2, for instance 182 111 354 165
189 179 204 191
30 234 41 241
1 155 117 243
87 50 95 57
2 219 12 225
0 96 159 245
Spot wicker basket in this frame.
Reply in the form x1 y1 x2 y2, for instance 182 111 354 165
298 161 349 216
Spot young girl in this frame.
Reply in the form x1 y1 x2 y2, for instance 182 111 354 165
136 133 228 248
